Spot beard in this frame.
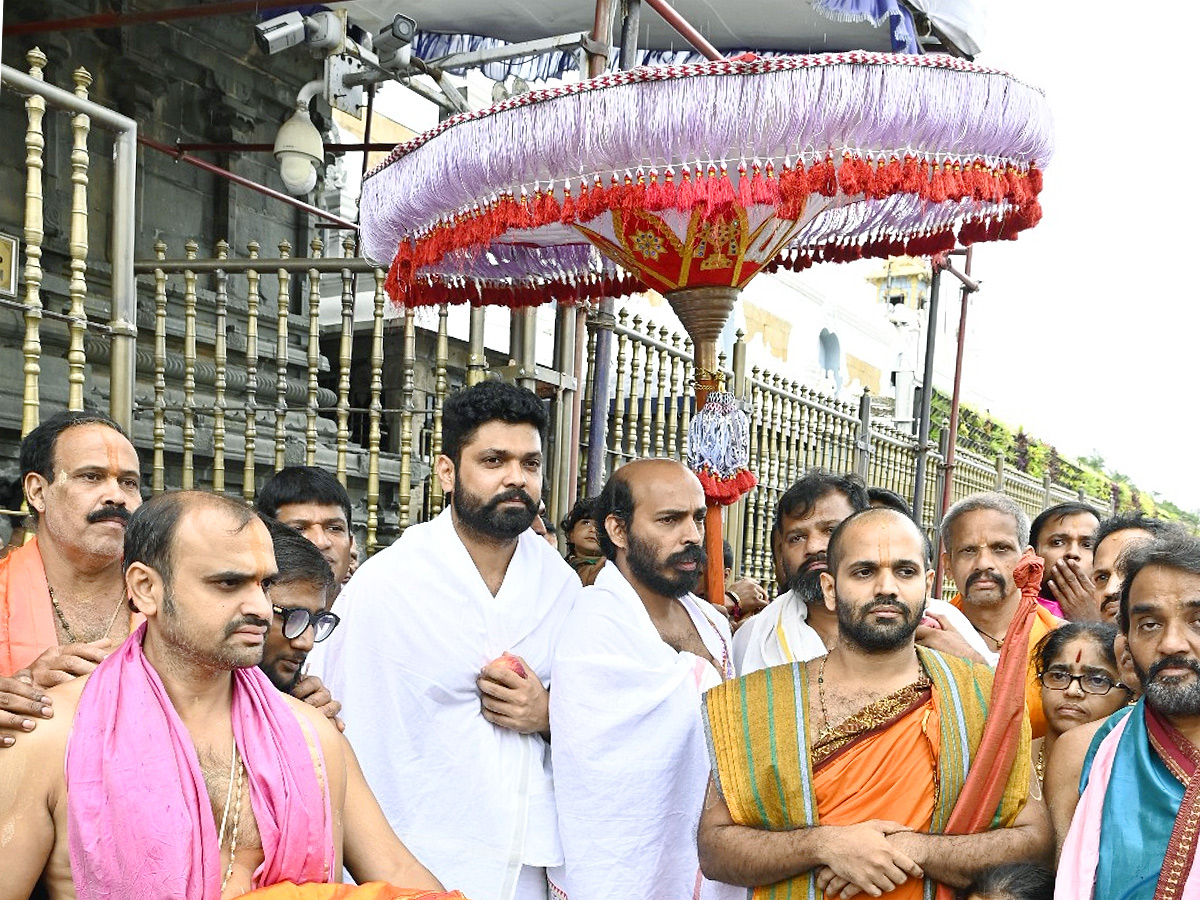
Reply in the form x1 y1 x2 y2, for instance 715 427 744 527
262 655 304 692
159 589 268 669
626 529 706 599
452 477 538 540
1134 655 1200 717
836 595 926 653
788 557 827 606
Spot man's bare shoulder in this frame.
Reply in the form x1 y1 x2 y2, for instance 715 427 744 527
279 692 346 767
13 674 89 760
1054 716 1108 769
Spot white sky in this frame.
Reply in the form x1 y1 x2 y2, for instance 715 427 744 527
809 3 1200 513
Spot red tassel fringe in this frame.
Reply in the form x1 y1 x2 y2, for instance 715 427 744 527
384 157 1047 308
694 467 758 506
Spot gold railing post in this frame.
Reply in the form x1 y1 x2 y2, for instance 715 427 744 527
398 309 416 531
242 242 261 502
152 239 168 493
365 270 385 554
21 48 47 438
667 331 683 459
305 238 323 467
181 239 198 490
212 240 230 493
65 66 92 412
580 313 598 488
627 315 644 459
429 303 449 515
274 240 292 471
467 305 487 386
335 234 355 484
654 326 670 457
681 337 694 458
611 308 628 463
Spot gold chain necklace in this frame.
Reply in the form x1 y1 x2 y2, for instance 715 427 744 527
218 746 245 896
973 624 1006 649
817 654 834 732
47 585 126 644
1035 742 1046 785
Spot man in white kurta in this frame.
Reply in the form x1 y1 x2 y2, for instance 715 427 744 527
314 381 580 900
549 459 742 900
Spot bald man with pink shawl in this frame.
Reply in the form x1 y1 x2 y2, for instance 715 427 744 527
0 621 464 900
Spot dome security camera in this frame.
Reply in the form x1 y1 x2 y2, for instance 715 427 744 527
274 107 324 195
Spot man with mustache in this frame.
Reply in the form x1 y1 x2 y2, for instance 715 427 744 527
732 469 987 674
0 490 445 899
1049 533 1200 898
700 507 1050 900
0 410 142 747
942 492 1062 738
549 459 740 900
313 380 579 900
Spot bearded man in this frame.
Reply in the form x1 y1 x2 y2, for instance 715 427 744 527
313 380 580 900
700 507 1051 899
1048 532 1200 897
732 470 987 674
549 458 740 900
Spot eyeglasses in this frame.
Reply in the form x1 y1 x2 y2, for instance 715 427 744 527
272 605 340 642
1039 669 1126 696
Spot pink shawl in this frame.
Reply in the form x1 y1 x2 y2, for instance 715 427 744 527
66 623 334 900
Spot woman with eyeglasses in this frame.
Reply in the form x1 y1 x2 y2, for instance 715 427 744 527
1030 621 1133 798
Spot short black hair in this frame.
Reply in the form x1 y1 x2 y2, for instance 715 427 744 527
260 514 334 598
826 506 932 576
773 469 869 539
257 466 352 528
20 410 133 524
965 862 1054 900
1119 532 1200 632
867 487 912 518
1033 620 1121 677
560 496 597 535
723 540 734 570
441 380 548 465
594 469 635 562
125 491 257 592
1029 501 1099 549
1092 512 1175 556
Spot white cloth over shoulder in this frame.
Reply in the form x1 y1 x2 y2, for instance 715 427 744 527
314 510 579 900
732 590 992 673
549 564 742 900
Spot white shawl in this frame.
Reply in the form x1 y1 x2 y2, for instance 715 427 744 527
732 590 991 674
313 509 580 900
548 564 742 900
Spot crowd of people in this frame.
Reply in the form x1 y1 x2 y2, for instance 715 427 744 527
0 380 1195 900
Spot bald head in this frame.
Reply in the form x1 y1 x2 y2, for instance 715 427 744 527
594 459 702 561
125 490 259 587
827 507 932 578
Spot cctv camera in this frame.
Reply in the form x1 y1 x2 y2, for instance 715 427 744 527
256 11 307 56
375 13 418 67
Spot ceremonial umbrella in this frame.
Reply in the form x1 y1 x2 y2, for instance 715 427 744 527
359 51 1053 603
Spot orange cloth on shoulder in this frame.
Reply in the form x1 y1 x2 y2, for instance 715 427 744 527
242 883 471 900
0 538 56 676
949 593 1060 739
813 697 939 900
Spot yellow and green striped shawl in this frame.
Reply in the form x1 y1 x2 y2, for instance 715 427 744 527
701 647 1030 900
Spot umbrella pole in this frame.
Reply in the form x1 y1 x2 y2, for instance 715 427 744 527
667 286 738 606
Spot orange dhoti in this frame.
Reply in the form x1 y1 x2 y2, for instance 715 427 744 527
242 884 469 900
